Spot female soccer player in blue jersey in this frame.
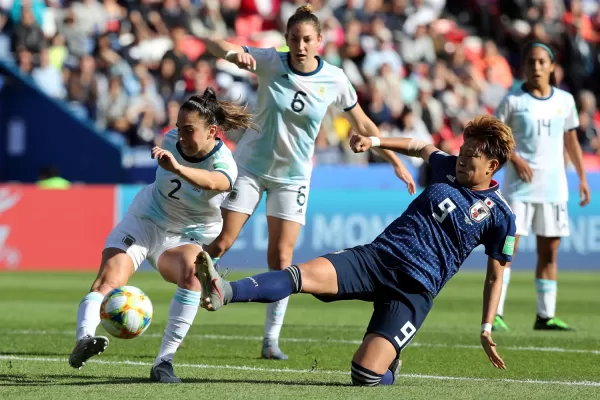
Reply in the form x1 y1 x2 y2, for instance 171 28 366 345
196 115 516 385
69 89 253 383
492 41 590 332
201 4 416 360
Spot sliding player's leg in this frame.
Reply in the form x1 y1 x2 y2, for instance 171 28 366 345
351 293 433 386
195 245 381 311
69 214 149 369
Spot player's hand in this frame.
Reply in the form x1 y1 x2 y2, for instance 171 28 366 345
480 331 506 369
226 52 256 71
579 180 591 206
152 147 181 174
512 156 533 183
394 164 417 195
349 133 372 152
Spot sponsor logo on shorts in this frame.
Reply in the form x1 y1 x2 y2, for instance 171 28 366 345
296 208 303 215
228 189 238 202
122 235 136 248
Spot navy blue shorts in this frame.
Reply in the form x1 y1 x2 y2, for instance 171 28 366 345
316 245 434 354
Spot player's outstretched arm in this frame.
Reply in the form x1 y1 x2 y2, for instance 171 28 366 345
480 257 507 369
202 39 256 71
345 105 416 194
349 133 438 162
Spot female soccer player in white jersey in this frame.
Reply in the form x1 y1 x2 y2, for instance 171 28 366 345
492 41 590 332
201 4 416 360
68 88 253 383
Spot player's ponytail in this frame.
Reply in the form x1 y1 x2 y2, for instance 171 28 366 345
181 88 254 132
287 4 321 35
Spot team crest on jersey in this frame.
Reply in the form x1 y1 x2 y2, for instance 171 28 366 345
469 200 491 223
317 85 326 97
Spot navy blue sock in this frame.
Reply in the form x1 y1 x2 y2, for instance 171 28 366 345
231 265 302 303
380 369 395 385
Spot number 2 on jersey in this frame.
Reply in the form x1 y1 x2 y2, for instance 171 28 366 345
168 179 181 200
291 91 307 113
433 198 456 223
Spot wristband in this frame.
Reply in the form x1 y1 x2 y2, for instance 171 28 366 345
481 323 492 334
370 137 381 147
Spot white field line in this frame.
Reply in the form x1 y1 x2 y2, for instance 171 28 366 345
4 329 600 355
0 355 599 388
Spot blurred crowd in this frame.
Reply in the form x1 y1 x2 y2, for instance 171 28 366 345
1 0 599 171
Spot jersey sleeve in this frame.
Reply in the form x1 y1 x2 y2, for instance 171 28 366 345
242 46 281 77
482 213 517 262
494 95 511 123
564 93 579 131
335 76 359 112
428 151 457 179
212 156 238 191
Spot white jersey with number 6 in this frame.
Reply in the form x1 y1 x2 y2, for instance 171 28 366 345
495 86 579 203
127 129 238 237
233 47 359 184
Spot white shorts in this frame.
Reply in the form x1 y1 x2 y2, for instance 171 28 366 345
509 200 569 237
221 167 309 225
104 213 220 270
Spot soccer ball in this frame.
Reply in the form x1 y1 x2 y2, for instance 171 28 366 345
100 286 153 339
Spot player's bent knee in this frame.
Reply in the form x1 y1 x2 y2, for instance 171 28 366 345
177 263 200 290
351 361 383 387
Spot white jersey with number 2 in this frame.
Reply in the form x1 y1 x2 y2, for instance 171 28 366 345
127 129 238 237
495 86 579 203
233 47 359 184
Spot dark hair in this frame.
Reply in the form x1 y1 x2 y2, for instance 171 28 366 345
286 5 321 35
180 88 254 132
522 41 557 86
463 115 515 170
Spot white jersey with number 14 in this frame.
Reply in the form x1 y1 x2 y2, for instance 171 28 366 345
495 86 579 203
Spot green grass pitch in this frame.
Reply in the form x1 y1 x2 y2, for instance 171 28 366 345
0 271 599 399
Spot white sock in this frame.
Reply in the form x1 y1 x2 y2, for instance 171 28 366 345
154 287 200 366
264 295 289 343
497 268 511 316
76 292 104 341
535 279 557 319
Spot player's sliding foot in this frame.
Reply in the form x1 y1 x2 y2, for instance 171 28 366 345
261 338 288 360
195 251 232 311
150 360 182 383
68 335 109 369
388 358 402 382
533 316 575 331
492 315 510 332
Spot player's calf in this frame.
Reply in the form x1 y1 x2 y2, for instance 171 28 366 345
351 360 399 386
